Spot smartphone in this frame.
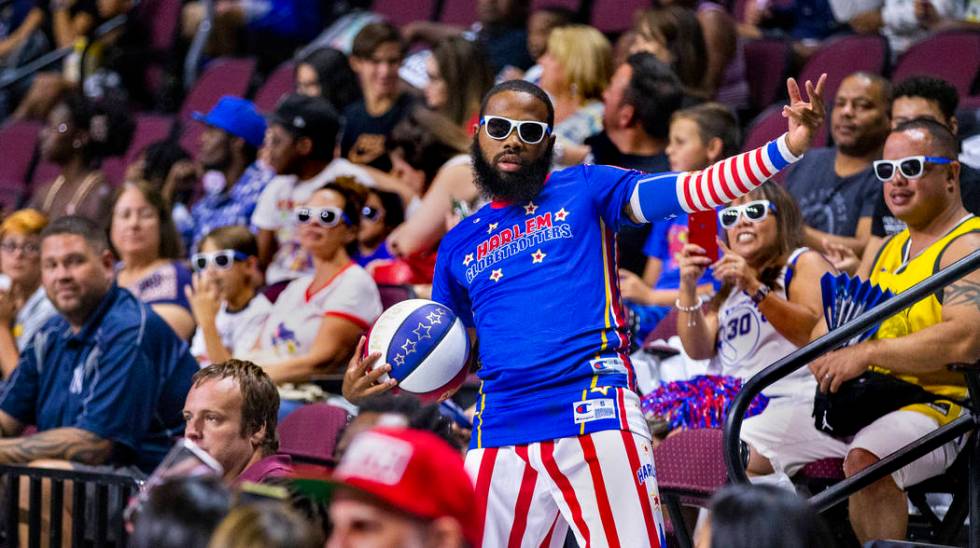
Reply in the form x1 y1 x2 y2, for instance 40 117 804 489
688 210 719 262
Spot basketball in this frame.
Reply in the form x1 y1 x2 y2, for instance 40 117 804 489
365 299 471 397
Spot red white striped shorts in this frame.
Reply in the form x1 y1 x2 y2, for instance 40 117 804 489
465 394 667 548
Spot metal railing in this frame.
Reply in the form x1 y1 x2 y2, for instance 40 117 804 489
723 248 980 545
0 13 130 91
0 464 140 547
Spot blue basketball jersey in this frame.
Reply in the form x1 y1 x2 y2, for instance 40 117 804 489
432 137 799 449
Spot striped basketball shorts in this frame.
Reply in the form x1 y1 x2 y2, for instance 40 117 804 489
465 394 667 547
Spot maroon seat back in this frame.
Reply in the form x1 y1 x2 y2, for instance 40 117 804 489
893 31 980 97
277 403 351 466
590 0 649 33
254 61 295 113
372 0 437 26
796 457 845 481
0 121 41 211
179 57 257 121
743 38 789 111
438 0 475 25
377 284 417 311
798 35 888 107
653 428 728 504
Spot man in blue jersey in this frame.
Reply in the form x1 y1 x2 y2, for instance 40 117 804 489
345 75 826 547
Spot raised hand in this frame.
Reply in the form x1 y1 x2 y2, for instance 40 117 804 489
678 243 714 291
783 73 827 157
184 273 221 324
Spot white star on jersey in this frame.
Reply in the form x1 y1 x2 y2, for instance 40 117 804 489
490 269 503 282
531 249 547 264
487 222 498 234
555 208 569 221
524 201 538 215
463 253 474 266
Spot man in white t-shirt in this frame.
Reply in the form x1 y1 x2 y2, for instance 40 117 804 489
252 94 375 285
187 226 272 365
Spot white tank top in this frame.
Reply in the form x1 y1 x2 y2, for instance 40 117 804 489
708 248 817 401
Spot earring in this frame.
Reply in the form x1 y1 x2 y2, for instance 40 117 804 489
72 140 82 149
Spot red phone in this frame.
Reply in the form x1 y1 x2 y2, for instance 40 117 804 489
687 209 719 262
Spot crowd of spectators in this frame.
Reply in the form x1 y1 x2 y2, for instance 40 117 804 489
0 0 977 545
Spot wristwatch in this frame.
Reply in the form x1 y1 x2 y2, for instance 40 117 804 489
747 284 770 305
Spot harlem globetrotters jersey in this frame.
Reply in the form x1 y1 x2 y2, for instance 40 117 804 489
432 135 801 449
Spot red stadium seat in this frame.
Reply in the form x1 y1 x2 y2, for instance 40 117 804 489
438 0 475 25
589 0 649 33
532 0 581 10
31 160 60 189
277 403 350 466
372 0 438 26
254 61 295 113
0 121 41 211
133 0 181 102
797 35 888 108
892 30 980 98
124 114 176 167
179 57 257 121
743 38 790 111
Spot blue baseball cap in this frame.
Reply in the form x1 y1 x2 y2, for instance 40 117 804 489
192 96 267 148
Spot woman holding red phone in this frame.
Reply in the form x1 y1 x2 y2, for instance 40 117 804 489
675 182 835 475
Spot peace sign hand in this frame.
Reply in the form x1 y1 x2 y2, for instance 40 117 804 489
784 73 828 157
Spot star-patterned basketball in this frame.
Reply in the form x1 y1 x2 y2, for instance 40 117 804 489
364 299 471 398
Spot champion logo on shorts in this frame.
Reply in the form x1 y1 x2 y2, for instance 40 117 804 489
589 357 627 375
573 398 617 424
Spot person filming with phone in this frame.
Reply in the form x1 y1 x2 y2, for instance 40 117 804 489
675 182 834 473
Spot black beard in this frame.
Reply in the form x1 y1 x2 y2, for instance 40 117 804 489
470 138 553 204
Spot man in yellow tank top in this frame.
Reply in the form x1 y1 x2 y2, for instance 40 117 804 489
808 119 980 542
745 120 980 544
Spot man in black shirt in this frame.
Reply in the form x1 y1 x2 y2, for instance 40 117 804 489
584 53 682 275
341 22 414 173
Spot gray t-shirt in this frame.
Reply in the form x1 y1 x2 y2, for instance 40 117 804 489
785 147 880 237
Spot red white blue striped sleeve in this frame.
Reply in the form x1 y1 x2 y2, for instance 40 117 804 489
628 133 801 223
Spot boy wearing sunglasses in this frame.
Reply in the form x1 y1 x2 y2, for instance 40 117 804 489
347 75 827 547
186 226 271 366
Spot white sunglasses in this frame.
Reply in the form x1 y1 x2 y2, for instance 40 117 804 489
294 206 351 227
191 249 248 272
480 116 551 144
873 155 953 182
719 200 777 228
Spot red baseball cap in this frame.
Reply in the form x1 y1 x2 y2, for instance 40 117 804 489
299 427 483 546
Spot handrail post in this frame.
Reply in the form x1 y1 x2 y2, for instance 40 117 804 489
184 0 215 91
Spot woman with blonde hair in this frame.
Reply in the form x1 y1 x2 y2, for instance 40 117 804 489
0 209 55 377
208 502 320 548
539 24 613 147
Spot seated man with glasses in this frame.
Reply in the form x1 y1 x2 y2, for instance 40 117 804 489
186 226 272 366
745 119 980 544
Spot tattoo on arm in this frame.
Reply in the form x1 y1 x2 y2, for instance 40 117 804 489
0 428 113 465
944 279 980 313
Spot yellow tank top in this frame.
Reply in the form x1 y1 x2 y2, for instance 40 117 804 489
869 214 980 424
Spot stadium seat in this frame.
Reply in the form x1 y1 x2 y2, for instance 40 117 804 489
0 121 41 211
101 114 176 185
31 159 60 189
372 0 438 26
743 38 789 112
254 61 295 113
133 0 182 102
654 428 728 545
798 34 889 107
438 0 476 25
742 103 828 155
277 403 350 467
377 283 417 310
892 30 980 98
589 0 649 34
179 57 257 121
532 0 581 10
